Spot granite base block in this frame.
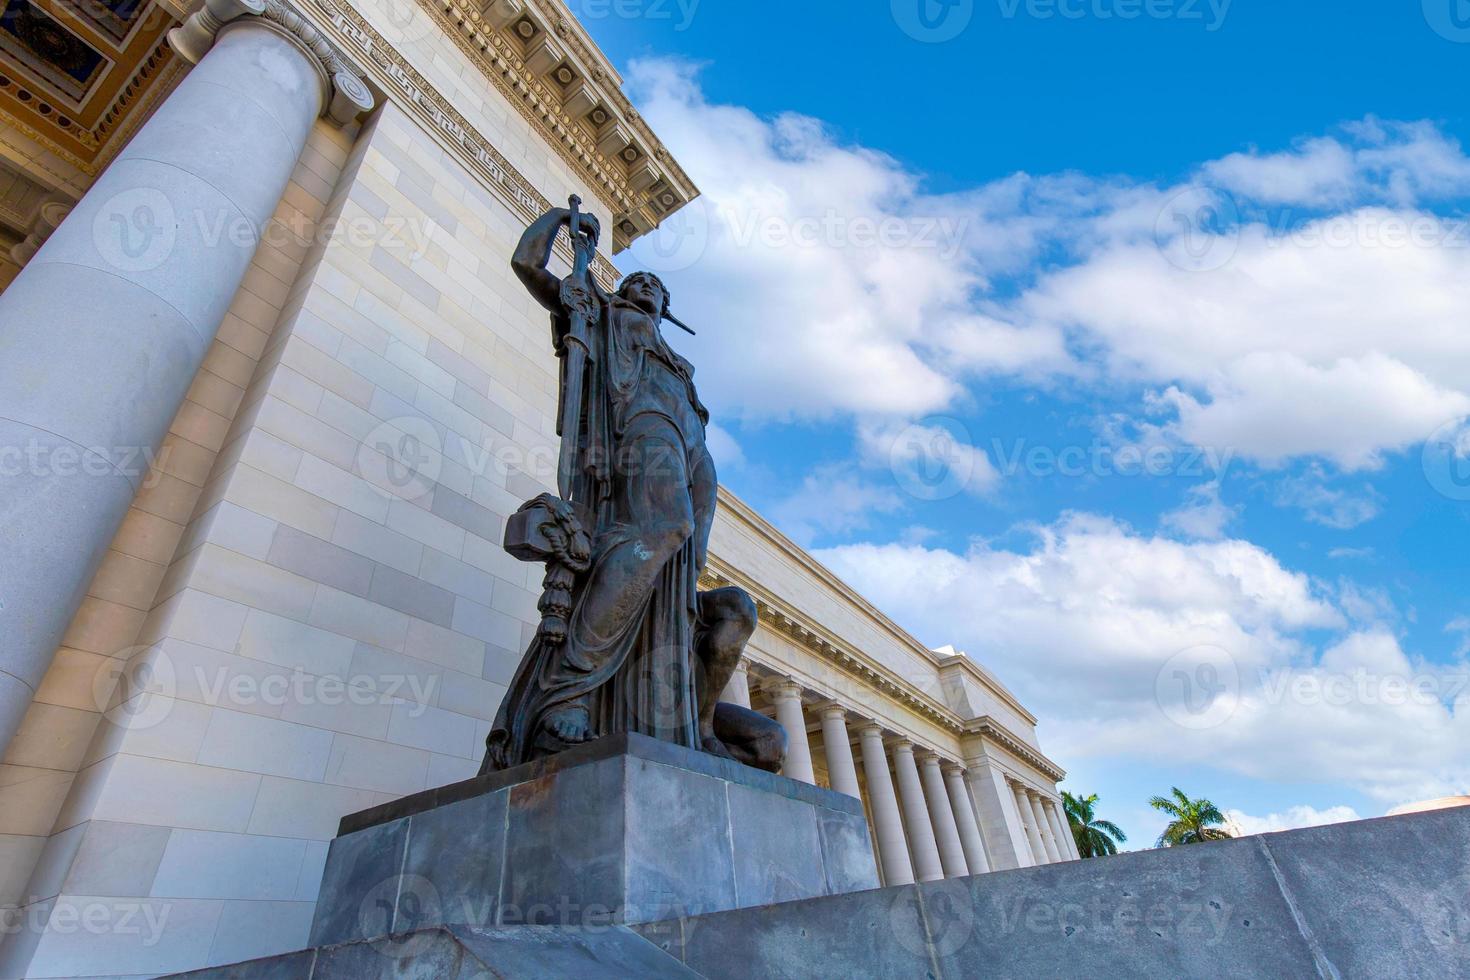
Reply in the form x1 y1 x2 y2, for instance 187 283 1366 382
167 925 698 979
307 734 878 947
636 805 1470 980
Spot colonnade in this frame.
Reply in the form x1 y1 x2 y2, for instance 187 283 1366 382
721 663 1080 883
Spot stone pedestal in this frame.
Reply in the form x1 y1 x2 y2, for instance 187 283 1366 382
308 733 879 948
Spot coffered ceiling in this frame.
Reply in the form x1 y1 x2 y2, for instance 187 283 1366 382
0 0 184 178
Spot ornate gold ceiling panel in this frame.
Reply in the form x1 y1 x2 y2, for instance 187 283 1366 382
0 0 184 175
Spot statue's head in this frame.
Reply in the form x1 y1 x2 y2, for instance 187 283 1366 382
618 271 670 320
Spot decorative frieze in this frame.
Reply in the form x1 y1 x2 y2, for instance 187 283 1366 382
169 0 375 126
411 0 699 253
304 0 621 288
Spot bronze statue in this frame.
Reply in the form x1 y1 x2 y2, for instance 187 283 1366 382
481 199 786 775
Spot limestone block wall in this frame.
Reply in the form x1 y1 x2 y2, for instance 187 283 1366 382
0 88 606 974
0 115 358 977
0 2 1069 974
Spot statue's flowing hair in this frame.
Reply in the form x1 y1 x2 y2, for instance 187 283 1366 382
617 271 671 318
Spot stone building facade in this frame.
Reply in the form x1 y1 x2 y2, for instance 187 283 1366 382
0 1 1074 975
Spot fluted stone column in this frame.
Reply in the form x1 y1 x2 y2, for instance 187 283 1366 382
1065 804 1084 860
919 754 970 878
965 763 1033 870
820 706 860 798
1029 791 1063 863
859 726 913 886
720 658 751 708
944 764 990 874
1046 799 1081 863
893 741 944 883
1012 782 1049 865
0 0 373 756
773 680 815 784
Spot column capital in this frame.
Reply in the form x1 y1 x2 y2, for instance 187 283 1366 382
771 678 804 701
820 704 848 721
170 0 375 126
858 723 886 739
891 739 916 756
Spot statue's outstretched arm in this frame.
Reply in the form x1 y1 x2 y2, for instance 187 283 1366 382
511 208 572 313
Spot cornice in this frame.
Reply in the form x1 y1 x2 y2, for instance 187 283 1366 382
410 0 699 253
714 486 1037 724
303 0 620 289
703 558 967 740
964 717 1066 783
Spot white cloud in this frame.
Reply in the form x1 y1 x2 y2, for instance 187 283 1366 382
1224 804 1361 837
857 419 1001 498
1161 483 1237 540
1274 472 1382 529
626 60 967 421
769 465 904 547
1203 136 1359 207
815 517 1470 804
703 422 745 471
629 67 1470 472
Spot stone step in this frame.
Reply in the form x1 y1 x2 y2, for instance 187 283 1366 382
168 924 699 979
633 804 1470 979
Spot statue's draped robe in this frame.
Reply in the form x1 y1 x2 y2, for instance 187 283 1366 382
484 293 710 770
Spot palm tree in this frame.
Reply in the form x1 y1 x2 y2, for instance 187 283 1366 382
1061 791 1128 857
1148 787 1233 847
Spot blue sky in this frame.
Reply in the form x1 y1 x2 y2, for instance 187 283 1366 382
576 1 1470 845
